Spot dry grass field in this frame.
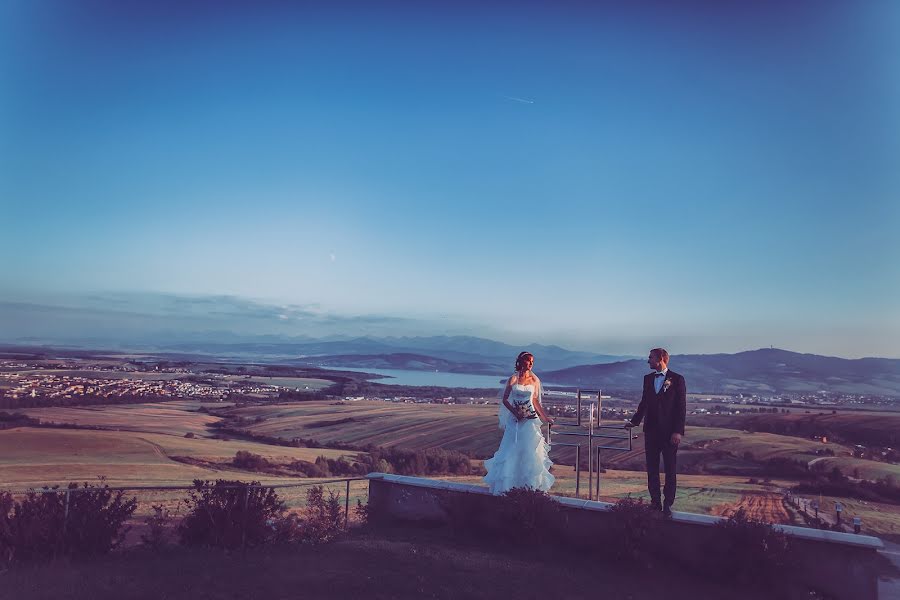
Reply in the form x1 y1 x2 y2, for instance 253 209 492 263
693 410 900 446
807 456 900 481
701 431 854 461
6 398 900 541
0 427 358 489
231 400 507 457
21 401 225 437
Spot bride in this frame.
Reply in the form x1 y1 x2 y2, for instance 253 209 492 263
483 351 555 495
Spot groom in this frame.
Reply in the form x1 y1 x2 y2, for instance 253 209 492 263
626 348 686 517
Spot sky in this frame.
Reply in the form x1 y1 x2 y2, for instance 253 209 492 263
1 1 899 358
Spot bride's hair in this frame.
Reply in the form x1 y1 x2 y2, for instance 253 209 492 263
515 352 534 373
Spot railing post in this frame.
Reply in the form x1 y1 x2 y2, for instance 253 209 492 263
62 488 71 558
345 480 350 527
241 485 249 553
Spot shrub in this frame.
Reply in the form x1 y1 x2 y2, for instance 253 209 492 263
0 491 13 564
492 487 563 545
141 504 175 550
287 459 329 478
232 451 274 472
709 508 794 587
178 480 285 549
0 481 137 563
605 496 659 566
297 485 345 544
354 498 369 526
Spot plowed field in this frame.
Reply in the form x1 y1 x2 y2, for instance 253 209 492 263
710 492 790 523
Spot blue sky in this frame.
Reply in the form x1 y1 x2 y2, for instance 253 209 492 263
1 1 898 357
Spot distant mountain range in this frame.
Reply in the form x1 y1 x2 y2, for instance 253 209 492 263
156 335 633 373
541 348 900 396
4 327 898 395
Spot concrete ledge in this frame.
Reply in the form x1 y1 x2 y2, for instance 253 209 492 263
366 473 885 599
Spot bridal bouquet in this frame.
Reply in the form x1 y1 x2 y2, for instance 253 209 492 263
513 399 538 420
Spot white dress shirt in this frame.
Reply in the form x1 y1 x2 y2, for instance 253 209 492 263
654 368 668 394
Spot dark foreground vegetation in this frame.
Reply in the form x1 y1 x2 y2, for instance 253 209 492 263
2 499 783 600
2 480 891 599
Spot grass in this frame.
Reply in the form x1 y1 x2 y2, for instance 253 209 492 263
232 400 505 457
0 427 360 489
6 399 900 542
808 456 900 481
443 467 781 519
217 374 333 390
0 526 769 600
21 402 223 437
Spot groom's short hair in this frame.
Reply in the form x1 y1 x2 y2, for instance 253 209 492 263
650 348 669 362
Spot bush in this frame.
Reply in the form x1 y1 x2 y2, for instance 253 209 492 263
492 487 563 544
297 485 345 544
605 496 659 566
232 451 274 472
178 480 285 549
354 498 369 526
0 481 137 564
709 508 794 587
0 491 13 564
269 486 347 545
287 459 329 478
141 504 175 550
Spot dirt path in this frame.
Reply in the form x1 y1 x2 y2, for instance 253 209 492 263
710 492 791 523
136 436 171 461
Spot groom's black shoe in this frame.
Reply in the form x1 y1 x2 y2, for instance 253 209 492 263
650 501 662 512
662 505 673 518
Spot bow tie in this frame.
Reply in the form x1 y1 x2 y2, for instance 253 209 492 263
654 372 665 377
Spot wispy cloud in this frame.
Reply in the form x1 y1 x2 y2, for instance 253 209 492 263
503 95 535 104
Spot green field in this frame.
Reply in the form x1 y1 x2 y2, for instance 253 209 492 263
218 375 333 390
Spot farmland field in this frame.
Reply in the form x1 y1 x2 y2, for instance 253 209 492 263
228 401 506 457
3 369 188 381
21 401 226 437
0 427 358 489
218 374 333 390
692 411 900 446
5 398 900 541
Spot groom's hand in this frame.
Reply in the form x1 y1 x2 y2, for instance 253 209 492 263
670 433 682 446
624 422 635 429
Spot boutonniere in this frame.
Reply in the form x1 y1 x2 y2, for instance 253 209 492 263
663 379 672 392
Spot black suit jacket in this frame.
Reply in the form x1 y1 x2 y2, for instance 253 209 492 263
630 369 686 440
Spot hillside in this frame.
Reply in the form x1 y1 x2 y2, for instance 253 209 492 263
542 348 900 395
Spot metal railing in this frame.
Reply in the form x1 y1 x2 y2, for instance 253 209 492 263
4 477 371 546
545 388 635 500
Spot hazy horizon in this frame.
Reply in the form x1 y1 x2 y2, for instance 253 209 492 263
2 2 898 359
0 290 897 360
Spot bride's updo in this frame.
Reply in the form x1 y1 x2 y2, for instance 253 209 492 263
515 352 534 373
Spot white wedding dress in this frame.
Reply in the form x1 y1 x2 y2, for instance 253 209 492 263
483 383 555 495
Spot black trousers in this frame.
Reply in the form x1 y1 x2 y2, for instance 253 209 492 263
644 435 678 507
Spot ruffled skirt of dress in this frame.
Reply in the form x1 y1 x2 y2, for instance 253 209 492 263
483 419 554 495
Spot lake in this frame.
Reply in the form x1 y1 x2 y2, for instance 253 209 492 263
323 367 572 390
323 367 507 389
